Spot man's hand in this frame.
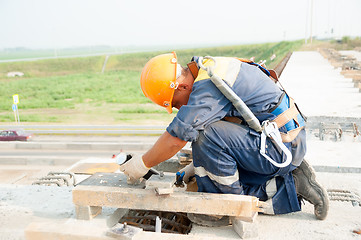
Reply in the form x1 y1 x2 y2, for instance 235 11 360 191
179 162 195 184
119 153 150 185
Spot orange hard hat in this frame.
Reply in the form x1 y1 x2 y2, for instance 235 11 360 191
140 52 179 114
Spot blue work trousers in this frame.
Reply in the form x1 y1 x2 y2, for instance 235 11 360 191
191 120 301 214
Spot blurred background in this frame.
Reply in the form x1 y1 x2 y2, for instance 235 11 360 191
0 0 360 124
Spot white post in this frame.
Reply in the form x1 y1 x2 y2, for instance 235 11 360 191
309 0 314 44
155 216 162 233
101 55 109 74
13 109 18 123
305 0 310 44
16 108 20 123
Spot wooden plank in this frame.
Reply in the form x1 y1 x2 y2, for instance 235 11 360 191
145 173 175 195
73 185 260 222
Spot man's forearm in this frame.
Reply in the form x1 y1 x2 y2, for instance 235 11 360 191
142 131 187 168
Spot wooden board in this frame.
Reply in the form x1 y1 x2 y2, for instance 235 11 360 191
73 184 260 222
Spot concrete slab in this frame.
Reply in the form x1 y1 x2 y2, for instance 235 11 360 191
25 220 235 240
0 170 30 184
306 139 361 169
0 156 79 166
15 142 42 149
0 165 70 185
280 51 361 117
0 142 16 149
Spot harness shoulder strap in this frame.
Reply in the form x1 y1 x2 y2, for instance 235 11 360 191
268 69 279 83
235 57 306 143
235 57 280 83
272 97 299 128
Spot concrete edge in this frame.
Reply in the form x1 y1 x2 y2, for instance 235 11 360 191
0 142 154 150
0 157 80 166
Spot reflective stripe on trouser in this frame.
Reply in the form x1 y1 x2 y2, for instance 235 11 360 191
191 120 301 214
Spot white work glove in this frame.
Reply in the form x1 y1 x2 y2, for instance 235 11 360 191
118 153 150 185
179 162 195 184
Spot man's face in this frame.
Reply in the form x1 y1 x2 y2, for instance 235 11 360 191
172 87 192 110
171 67 194 111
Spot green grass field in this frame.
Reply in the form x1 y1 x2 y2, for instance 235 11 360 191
0 40 305 124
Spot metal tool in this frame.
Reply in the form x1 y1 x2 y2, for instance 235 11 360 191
106 222 142 238
174 171 185 187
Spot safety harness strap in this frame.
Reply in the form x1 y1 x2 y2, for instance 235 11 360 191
197 56 305 144
187 61 199 80
197 56 294 168
223 116 243 125
272 97 304 143
280 127 304 143
268 69 279 83
272 97 299 128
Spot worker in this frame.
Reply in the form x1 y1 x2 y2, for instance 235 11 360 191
119 52 329 225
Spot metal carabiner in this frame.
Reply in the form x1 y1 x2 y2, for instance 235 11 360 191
260 120 292 168
198 56 218 78
198 56 217 70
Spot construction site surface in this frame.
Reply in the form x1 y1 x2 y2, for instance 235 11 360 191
1 50 361 239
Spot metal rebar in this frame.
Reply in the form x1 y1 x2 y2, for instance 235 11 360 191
120 210 192 234
47 171 76 185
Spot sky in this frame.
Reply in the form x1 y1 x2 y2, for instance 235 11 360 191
0 0 361 49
